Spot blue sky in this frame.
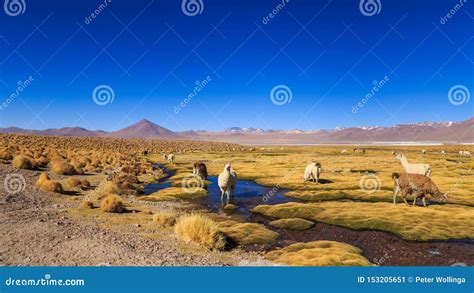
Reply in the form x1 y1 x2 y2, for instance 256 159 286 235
0 0 472 131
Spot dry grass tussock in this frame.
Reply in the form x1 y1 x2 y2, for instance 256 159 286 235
51 160 78 175
100 194 124 213
12 155 36 170
36 172 64 193
152 211 178 227
266 240 373 266
174 213 227 250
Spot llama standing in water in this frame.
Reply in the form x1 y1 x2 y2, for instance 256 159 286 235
395 153 432 177
218 163 237 205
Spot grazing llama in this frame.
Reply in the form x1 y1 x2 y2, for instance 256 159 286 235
166 153 175 164
303 162 322 183
395 153 432 177
193 162 208 180
217 163 237 205
353 148 366 155
340 150 347 155
392 173 447 207
459 150 472 157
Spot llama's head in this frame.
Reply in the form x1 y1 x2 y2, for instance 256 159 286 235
437 192 448 202
224 163 231 171
395 153 403 160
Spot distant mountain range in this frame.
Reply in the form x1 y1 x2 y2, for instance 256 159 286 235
1 118 473 144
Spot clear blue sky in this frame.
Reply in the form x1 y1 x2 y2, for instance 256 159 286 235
0 0 472 131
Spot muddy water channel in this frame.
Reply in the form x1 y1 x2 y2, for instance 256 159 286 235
143 168 474 266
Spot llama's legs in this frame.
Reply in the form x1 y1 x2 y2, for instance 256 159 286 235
228 190 233 205
422 197 427 207
220 189 225 204
403 197 409 206
393 186 400 204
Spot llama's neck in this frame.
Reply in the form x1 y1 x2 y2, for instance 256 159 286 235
399 156 409 166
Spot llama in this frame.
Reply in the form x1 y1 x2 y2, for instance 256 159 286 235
303 162 322 183
341 150 347 155
421 149 427 154
217 163 237 205
353 148 366 155
166 153 175 164
392 172 447 206
395 153 432 177
193 162 208 180
459 150 472 157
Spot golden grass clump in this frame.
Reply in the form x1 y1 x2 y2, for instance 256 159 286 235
12 155 35 169
0 149 13 160
269 218 314 230
51 160 77 175
80 179 91 190
102 181 126 195
65 177 82 187
152 211 178 227
174 214 227 250
266 240 373 266
141 187 208 201
80 199 94 209
36 172 64 193
100 194 124 213
218 222 279 245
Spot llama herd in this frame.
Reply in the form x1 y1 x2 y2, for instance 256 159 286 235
161 148 470 207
